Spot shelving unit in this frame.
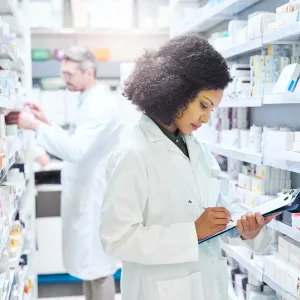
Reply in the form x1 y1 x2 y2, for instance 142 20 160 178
263 22 300 44
267 220 300 243
219 93 300 108
222 38 263 59
203 142 263 165
220 97 262 107
31 28 169 37
0 0 25 37
221 241 299 299
221 242 263 281
263 275 298 300
170 1 300 298
176 0 262 35
0 1 36 299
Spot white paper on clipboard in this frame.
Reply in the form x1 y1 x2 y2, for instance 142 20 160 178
198 189 300 244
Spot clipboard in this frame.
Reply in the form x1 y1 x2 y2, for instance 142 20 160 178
198 189 300 244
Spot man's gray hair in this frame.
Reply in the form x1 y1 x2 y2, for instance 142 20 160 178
64 46 97 74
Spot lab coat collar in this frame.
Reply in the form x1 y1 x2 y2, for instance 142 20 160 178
138 114 174 143
138 114 199 161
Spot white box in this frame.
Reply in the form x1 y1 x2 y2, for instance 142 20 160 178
274 258 288 286
251 177 266 195
236 26 248 44
250 55 265 67
289 242 300 268
295 131 300 142
228 20 248 44
264 256 277 280
265 131 295 151
278 236 290 261
293 141 300 152
276 3 289 22
248 13 276 40
285 264 300 296
268 45 284 56
273 63 300 93
292 44 300 57
238 174 252 190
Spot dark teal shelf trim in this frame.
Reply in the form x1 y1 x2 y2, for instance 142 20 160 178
38 269 121 284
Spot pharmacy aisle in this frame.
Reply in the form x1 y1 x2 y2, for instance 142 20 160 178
0 1 37 300
171 0 300 299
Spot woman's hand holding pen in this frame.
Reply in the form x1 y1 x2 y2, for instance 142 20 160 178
195 207 231 240
195 208 279 241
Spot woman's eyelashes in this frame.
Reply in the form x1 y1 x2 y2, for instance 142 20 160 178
200 102 208 110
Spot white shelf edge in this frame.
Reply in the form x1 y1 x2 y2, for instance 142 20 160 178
34 160 63 172
267 220 300 243
0 1 25 37
222 241 299 299
219 94 300 108
263 93 300 105
221 38 263 59
176 0 261 34
0 43 15 61
220 97 262 107
221 241 264 282
31 28 169 36
263 275 298 300
203 142 263 165
263 152 300 174
36 184 62 192
263 22 300 45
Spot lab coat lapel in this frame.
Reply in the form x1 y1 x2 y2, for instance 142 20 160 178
139 115 189 158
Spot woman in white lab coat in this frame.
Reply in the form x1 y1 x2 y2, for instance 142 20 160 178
100 34 275 300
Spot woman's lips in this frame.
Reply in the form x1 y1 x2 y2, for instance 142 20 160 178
192 124 201 130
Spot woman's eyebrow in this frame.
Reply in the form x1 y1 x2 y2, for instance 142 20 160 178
203 96 215 107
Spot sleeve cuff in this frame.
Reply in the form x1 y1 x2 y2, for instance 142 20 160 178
225 227 272 254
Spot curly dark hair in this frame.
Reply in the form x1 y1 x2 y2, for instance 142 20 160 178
123 34 232 125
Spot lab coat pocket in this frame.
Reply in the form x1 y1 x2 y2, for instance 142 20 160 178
203 178 221 208
157 272 204 300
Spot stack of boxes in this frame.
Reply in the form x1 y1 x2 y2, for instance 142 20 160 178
265 236 300 297
237 164 291 207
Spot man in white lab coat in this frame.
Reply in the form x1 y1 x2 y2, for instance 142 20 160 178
6 46 121 300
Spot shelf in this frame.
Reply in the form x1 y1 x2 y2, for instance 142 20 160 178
221 241 264 281
222 241 299 299
0 0 25 37
222 38 263 59
267 220 300 243
0 185 25 261
34 160 63 173
18 266 29 300
219 94 300 107
36 184 62 192
0 43 15 61
263 152 300 173
263 22 300 44
263 275 298 300
220 97 262 107
263 93 300 105
203 142 263 165
176 0 262 34
31 28 169 37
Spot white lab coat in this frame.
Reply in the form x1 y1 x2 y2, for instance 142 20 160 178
100 114 271 300
36 85 121 280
